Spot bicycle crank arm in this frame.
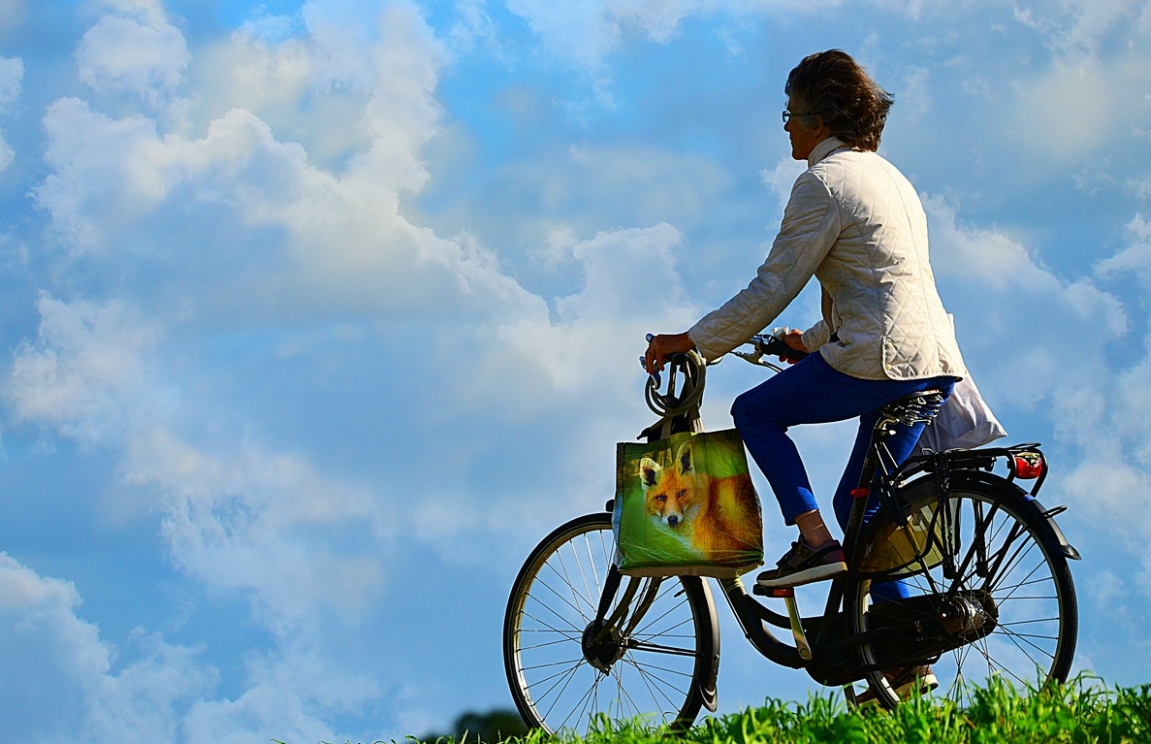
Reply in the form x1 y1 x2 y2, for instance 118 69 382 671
775 588 813 661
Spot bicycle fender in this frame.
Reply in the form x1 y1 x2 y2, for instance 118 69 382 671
949 471 1082 562
1026 498 1082 561
698 673 719 713
690 577 721 713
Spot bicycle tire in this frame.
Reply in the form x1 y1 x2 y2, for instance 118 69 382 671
503 512 719 736
846 473 1077 708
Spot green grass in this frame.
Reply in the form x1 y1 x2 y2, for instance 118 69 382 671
393 676 1151 744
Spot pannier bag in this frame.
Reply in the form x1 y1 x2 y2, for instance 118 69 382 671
915 374 1007 452
613 429 764 577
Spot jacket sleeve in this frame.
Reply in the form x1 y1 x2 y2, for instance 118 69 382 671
687 172 841 361
801 319 831 352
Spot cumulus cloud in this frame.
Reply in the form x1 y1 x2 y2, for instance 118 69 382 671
9 1 559 738
6 293 164 445
2 276 412 743
0 554 215 743
38 24 540 326
74 2 190 110
1053 213 1151 560
11 0 748 735
1013 0 1151 60
500 0 838 71
761 156 806 214
1011 57 1149 160
923 196 1151 590
1008 1 1151 161
1096 213 1151 287
926 194 1126 347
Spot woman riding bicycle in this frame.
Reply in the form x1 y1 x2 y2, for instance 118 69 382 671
644 49 966 596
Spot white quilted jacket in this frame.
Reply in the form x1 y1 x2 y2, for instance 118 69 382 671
688 137 967 381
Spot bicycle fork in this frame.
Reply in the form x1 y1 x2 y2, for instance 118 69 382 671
585 565 666 673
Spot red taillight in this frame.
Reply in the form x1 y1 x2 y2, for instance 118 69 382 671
1013 452 1045 480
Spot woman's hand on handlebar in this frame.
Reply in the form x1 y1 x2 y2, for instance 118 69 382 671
777 329 808 363
644 332 695 374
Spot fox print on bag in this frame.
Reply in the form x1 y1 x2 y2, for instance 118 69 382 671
640 440 761 560
615 429 764 577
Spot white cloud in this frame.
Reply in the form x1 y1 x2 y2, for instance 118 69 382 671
0 55 20 108
1011 58 1131 159
926 196 1151 593
760 156 806 214
410 223 702 547
503 0 622 71
490 223 698 404
1 290 408 743
500 0 843 71
1097 213 1151 287
924 196 1127 406
79 630 218 744
6 293 164 445
0 554 216 743
150 439 390 632
74 5 190 110
556 222 688 321
1012 0 1149 59
10 2 633 736
38 4 542 330
1007 1 1151 161
36 98 170 251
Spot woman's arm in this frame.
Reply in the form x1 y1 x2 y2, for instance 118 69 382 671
687 173 842 361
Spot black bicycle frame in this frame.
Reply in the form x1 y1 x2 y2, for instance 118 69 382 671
593 355 958 685
588 412 912 687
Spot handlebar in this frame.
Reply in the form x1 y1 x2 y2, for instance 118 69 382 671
638 330 808 421
639 331 808 385
751 334 808 363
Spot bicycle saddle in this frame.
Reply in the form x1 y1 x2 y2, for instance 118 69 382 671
878 390 946 428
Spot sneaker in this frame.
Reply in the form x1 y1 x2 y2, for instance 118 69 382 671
854 665 939 707
756 537 847 588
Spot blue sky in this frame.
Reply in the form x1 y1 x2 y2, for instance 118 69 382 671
1 0 1150 741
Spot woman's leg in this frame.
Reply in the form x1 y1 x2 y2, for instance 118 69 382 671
735 354 950 525
831 377 957 602
732 353 876 526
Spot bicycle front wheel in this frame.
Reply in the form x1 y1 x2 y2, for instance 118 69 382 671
503 512 719 736
847 475 1077 708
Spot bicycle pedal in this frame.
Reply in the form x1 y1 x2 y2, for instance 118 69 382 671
752 584 795 598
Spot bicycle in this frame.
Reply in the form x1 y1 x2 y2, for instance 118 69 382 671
502 334 1080 735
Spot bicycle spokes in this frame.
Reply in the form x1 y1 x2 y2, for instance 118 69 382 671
505 514 717 736
850 481 1076 708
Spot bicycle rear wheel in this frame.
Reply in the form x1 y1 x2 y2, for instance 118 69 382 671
503 512 719 736
846 475 1077 708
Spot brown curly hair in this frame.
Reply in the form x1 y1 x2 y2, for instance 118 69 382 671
785 50 894 152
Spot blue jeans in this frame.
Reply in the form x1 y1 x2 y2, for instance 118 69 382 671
732 352 956 600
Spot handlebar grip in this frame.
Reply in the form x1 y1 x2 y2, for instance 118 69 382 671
759 335 808 362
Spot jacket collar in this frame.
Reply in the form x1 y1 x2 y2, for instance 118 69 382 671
807 137 847 167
